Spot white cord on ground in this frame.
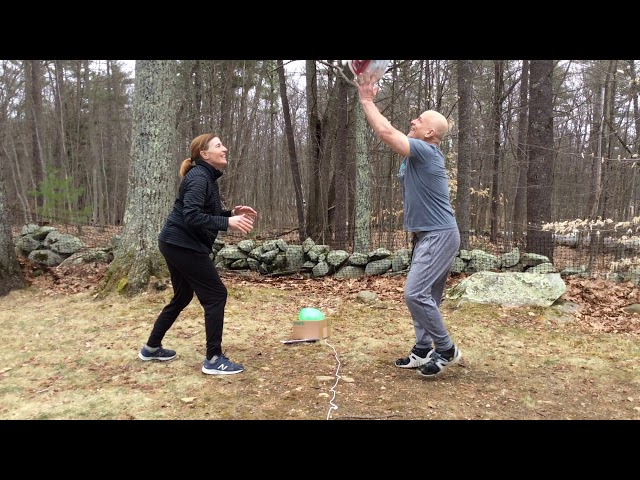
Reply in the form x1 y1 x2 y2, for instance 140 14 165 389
324 339 341 420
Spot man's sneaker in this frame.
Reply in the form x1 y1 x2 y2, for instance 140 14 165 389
202 354 244 375
138 345 176 361
395 345 433 369
417 345 462 379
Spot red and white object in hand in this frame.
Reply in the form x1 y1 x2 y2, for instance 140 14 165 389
342 60 390 82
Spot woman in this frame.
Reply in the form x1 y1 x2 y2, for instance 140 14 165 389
138 133 257 375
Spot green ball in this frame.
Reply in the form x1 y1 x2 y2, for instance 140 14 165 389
298 307 325 321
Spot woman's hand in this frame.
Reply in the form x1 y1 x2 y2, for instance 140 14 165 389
232 205 257 218
228 213 255 234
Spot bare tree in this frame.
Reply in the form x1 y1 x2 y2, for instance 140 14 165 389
353 87 371 254
630 60 640 156
598 60 619 219
305 60 323 241
277 60 306 241
512 60 529 244
98 60 178 296
48 60 67 172
24 60 45 214
333 66 351 249
490 60 505 243
229 60 267 206
456 60 473 250
0 173 24 296
526 60 554 261
587 61 605 218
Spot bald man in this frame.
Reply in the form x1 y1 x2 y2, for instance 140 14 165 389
356 71 462 379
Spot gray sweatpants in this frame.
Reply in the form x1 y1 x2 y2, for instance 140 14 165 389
405 227 460 352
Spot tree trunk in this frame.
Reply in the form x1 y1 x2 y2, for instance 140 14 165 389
277 60 306 241
0 174 25 296
630 60 640 155
98 60 178 297
627 60 640 218
218 60 238 202
526 60 554 261
513 60 529 244
353 92 371 254
317 65 341 245
490 60 504 244
50 60 67 172
333 68 350 249
588 61 604 218
25 60 46 215
598 60 618 219
456 60 473 250
305 60 324 241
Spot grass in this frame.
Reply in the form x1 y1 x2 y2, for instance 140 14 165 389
0 273 638 420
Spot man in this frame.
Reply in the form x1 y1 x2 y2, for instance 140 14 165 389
355 70 462 379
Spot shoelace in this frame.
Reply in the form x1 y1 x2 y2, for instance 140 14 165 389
216 353 237 366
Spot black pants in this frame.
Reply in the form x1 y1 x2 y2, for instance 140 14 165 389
146 240 227 359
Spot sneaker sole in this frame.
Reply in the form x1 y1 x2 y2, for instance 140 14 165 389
138 353 176 361
202 367 244 375
395 358 429 369
417 350 462 379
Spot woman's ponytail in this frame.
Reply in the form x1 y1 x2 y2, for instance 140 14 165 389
179 158 195 178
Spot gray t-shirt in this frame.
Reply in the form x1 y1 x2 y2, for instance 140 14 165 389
398 138 457 232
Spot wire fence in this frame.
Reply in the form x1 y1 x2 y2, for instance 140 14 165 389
11 208 640 282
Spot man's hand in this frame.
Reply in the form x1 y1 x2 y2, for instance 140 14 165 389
355 72 380 102
353 70 410 157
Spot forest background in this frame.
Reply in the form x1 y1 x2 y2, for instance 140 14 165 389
1 59 640 294
1 59 639 423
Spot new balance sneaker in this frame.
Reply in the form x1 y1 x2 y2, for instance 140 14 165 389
395 345 433 369
417 345 462 378
138 345 176 361
202 354 244 375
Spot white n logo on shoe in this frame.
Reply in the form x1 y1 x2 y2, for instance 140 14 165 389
217 364 228 370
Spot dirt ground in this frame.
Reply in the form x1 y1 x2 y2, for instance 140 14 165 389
2 256 637 421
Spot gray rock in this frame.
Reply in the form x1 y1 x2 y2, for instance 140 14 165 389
327 249 350 269
365 259 392 276
356 290 378 303
28 249 64 267
285 245 305 270
312 261 330 278
445 271 566 307
368 248 391 261
520 252 550 267
348 252 369 266
391 248 411 272
501 248 520 268
334 265 365 279
529 262 556 274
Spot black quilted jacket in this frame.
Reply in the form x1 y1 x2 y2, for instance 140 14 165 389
158 159 232 254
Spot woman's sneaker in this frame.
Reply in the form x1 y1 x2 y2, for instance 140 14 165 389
417 345 462 378
202 354 244 375
138 345 176 361
395 345 433 368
